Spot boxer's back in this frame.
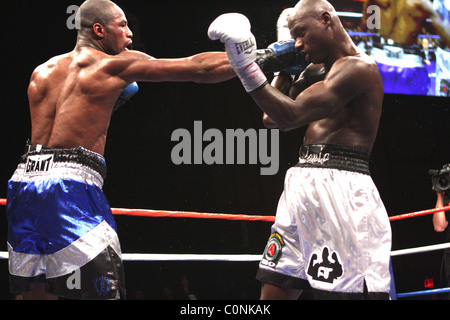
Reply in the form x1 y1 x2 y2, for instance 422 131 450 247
28 48 119 155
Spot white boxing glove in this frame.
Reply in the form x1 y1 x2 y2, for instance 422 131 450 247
277 8 295 41
208 13 267 92
208 13 256 69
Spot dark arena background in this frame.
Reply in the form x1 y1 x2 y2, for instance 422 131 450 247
0 0 449 300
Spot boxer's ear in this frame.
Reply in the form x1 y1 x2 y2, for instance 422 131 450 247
321 12 332 29
93 22 106 39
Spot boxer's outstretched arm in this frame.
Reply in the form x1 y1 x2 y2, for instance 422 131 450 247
107 50 236 84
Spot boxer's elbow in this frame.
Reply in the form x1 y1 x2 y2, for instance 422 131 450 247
263 117 295 132
273 112 302 132
263 114 279 129
276 122 295 132
265 117 290 131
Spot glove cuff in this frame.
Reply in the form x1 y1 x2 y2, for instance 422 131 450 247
236 62 268 93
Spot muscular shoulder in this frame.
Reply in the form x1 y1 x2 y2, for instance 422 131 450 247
28 53 71 95
35 53 73 73
31 53 73 83
328 53 381 90
335 53 377 74
98 50 155 76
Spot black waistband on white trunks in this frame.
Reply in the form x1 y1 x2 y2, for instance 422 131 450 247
296 144 371 175
20 144 107 180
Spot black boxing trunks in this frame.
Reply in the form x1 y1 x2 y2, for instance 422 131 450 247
257 144 392 299
6 145 126 299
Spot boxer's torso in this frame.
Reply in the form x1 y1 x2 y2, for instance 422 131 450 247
28 47 128 156
290 54 384 153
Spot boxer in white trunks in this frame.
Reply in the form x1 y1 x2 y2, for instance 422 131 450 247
209 0 392 299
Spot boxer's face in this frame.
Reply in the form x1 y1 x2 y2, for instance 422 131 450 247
102 5 133 55
289 13 329 64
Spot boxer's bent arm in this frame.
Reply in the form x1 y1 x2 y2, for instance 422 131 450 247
263 64 328 128
262 72 293 128
110 51 235 84
250 59 364 132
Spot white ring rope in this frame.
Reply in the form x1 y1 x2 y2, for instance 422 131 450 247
123 254 262 262
390 242 450 257
1 242 449 262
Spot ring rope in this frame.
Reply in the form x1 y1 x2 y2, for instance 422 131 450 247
1 200 449 259
118 242 450 261
2 251 449 298
1 242 449 262
1 199 449 222
390 242 450 257
1 198 449 298
112 207 276 222
397 287 450 299
122 254 262 262
389 206 450 222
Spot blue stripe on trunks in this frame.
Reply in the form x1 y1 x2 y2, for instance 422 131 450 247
7 177 116 255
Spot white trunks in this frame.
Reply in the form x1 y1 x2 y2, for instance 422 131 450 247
256 144 392 299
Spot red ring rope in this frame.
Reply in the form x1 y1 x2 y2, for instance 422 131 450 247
0 198 449 222
112 207 276 222
388 206 450 222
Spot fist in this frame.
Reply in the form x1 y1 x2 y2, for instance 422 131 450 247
113 82 139 112
208 13 257 69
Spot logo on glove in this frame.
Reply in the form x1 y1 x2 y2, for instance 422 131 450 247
235 38 255 55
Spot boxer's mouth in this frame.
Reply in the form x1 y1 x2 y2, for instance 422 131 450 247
124 41 133 51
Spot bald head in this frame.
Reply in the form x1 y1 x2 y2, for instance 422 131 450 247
294 0 335 11
77 0 120 33
288 0 353 65
292 0 337 20
289 0 343 34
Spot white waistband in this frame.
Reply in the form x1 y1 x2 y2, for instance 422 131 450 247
11 161 104 189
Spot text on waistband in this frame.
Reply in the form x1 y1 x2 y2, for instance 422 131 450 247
25 155 54 175
299 150 331 165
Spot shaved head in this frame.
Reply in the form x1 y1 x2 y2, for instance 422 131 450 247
289 0 343 31
288 0 352 65
75 0 132 55
294 0 336 13
77 0 119 33
292 0 337 20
